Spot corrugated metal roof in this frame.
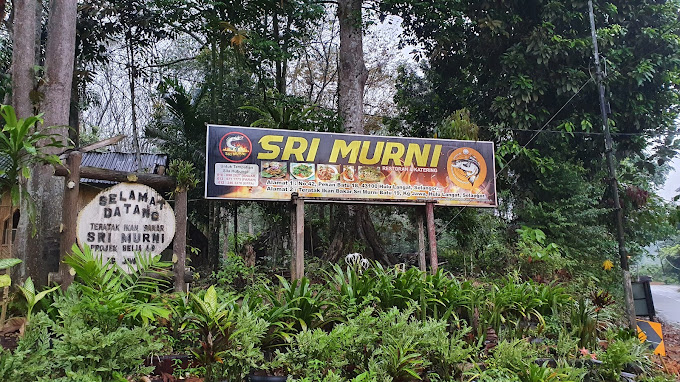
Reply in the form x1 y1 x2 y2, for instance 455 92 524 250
81 152 169 186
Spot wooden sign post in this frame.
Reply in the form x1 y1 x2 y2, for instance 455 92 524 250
426 202 438 274
417 206 426 272
290 193 305 280
173 190 188 292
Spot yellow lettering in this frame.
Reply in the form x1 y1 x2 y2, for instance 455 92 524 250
306 138 320 162
404 143 430 167
281 137 308 161
257 135 284 160
329 140 361 163
360 141 384 165
430 145 442 167
381 142 405 165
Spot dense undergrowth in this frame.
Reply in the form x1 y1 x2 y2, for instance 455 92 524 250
0 246 673 382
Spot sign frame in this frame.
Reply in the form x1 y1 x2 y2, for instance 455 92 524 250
205 125 497 207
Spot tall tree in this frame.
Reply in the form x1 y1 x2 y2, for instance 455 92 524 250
10 0 37 118
12 0 78 283
337 0 367 134
324 0 395 264
382 0 680 272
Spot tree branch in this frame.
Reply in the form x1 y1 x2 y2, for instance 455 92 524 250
139 56 198 70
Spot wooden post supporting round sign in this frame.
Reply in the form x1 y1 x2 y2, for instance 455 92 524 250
173 190 188 292
59 151 82 287
76 183 176 270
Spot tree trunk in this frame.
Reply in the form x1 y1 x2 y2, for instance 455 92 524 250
325 0 391 264
126 34 142 171
10 0 38 117
324 204 395 264
10 0 39 280
337 0 368 134
14 0 77 285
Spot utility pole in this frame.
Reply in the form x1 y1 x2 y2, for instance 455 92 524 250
588 0 636 329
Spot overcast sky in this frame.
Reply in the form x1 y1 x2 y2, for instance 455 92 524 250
659 156 680 202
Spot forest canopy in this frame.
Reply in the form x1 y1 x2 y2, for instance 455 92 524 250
1 0 679 285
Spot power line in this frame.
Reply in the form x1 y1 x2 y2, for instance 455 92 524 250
436 76 594 238
494 127 671 137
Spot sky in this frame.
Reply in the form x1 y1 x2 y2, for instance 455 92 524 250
659 156 680 202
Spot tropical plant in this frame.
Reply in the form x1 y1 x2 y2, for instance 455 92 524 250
17 277 59 321
598 331 652 381
326 263 378 316
262 276 335 331
0 258 21 288
0 311 161 381
570 297 598 350
63 243 172 326
167 158 199 194
187 285 268 382
0 105 64 223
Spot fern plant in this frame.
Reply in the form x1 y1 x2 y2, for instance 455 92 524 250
63 243 172 325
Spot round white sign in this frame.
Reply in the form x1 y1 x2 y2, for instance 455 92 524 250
76 183 176 268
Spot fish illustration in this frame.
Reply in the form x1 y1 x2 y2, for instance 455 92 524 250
225 135 244 150
222 135 249 157
451 156 481 187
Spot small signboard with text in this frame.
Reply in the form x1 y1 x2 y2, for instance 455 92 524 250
205 125 497 206
76 183 176 268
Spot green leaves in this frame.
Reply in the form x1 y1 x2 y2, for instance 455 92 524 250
187 286 267 382
18 277 59 321
167 159 199 193
0 105 67 230
0 258 21 270
63 243 172 325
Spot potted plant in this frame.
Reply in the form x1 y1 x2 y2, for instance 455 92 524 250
248 358 288 382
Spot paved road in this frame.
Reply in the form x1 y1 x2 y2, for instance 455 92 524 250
650 284 680 325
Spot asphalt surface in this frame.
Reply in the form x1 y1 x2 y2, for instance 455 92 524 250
650 284 680 325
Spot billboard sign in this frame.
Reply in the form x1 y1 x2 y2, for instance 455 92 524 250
205 125 496 207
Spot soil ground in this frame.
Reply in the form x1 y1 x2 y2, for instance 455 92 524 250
657 321 680 379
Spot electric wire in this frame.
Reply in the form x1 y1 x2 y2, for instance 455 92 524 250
435 76 595 238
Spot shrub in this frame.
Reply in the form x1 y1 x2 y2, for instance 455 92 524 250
0 312 160 381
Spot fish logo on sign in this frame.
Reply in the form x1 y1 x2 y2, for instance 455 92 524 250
219 132 252 162
447 147 488 191
636 319 665 356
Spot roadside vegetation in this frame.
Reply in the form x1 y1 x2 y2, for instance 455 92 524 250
0 247 673 381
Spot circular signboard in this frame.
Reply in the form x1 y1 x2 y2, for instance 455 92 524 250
76 183 176 269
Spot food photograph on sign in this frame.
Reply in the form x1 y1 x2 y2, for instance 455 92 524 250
205 125 497 206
